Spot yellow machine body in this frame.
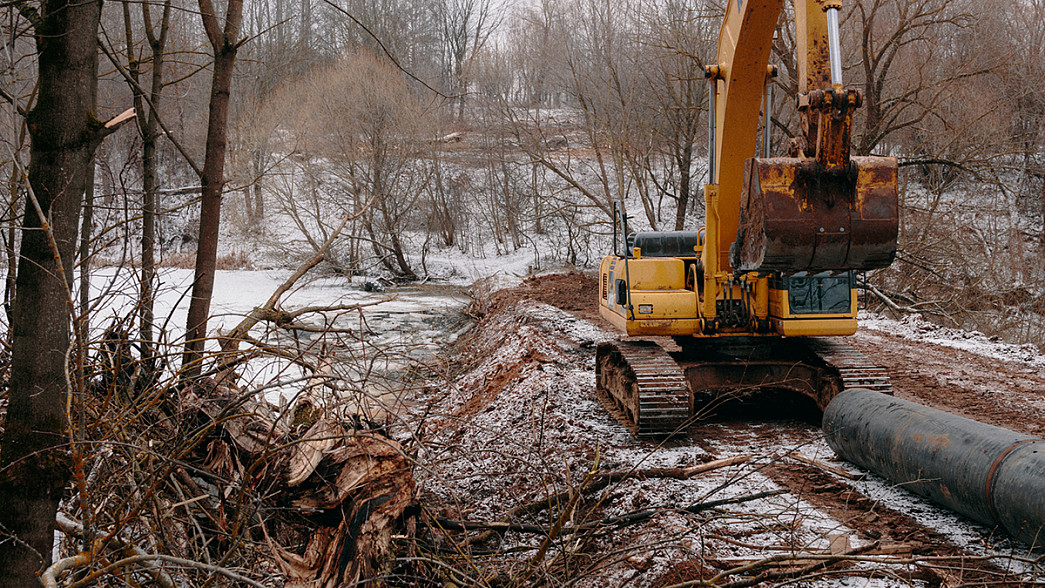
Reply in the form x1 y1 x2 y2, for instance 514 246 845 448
598 0 897 343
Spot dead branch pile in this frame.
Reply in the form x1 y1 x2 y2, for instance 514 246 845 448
187 383 417 588
50 367 416 587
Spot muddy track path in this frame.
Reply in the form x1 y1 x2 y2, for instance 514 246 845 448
418 273 1044 587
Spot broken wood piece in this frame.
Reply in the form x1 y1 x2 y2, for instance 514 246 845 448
682 454 752 477
268 433 415 588
104 107 136 128
828 533 851 555
828 533 853 566
286 419 341 487
300 351 333 409
871 542 912 556
788 451 859 479
593 455 753 484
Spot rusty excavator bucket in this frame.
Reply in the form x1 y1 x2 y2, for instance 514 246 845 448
731 155 898 273
732 75 898 275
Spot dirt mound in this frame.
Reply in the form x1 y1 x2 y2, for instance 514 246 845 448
487 271 602 321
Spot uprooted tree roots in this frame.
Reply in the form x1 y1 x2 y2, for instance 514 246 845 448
189 386 416 588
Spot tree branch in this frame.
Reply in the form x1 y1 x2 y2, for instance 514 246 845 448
0 86 28 118
96 39 203 176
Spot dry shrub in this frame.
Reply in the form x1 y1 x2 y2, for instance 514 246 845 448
44 308 417 586
870 177 1045 350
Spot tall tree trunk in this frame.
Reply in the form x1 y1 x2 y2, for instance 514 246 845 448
5 160 25 325
300 0 311 53
0 2 103 584
182 0 243 379
674 141 692 231
136 0 172 369
252 147 265 222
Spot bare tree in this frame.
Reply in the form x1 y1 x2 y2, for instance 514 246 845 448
0 3 131 583
848 0 979 155
996 0 1045 264
439 0 501 119
638 0 714 230
182 0 244 378
121 0 173 373
509 0 569 106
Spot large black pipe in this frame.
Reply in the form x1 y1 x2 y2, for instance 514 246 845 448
823 388 1045 550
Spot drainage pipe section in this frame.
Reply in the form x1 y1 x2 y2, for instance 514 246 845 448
823 388 1045 549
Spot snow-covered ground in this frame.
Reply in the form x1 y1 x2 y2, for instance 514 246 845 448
418 292 1044 586
859 310 1045 369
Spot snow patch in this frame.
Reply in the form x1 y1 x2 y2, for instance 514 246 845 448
859 310 1045 368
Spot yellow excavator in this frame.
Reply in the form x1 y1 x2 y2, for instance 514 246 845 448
597 0 898 437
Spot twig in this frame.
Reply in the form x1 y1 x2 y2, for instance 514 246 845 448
787 451 859 480
433 488 785 539
458 455 753 547
51 513 176 588
62 554 266 588
429 518 547 534
96 39 202 176
662 542 881 588
319 0 453 100
864 282 907 314
41 553 92 588
215 211 366 381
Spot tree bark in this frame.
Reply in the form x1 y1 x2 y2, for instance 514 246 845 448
78 153 96 335
674 141 693 230
0 2 103 584
252 148 265 222
182 0 243 379
137 0 172 368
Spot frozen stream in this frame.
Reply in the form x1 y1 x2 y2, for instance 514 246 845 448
86 267 473 412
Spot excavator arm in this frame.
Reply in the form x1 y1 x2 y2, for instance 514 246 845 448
702 0 784 282
704 0 897 291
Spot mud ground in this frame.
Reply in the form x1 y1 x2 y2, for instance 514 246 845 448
418 272 1045 587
